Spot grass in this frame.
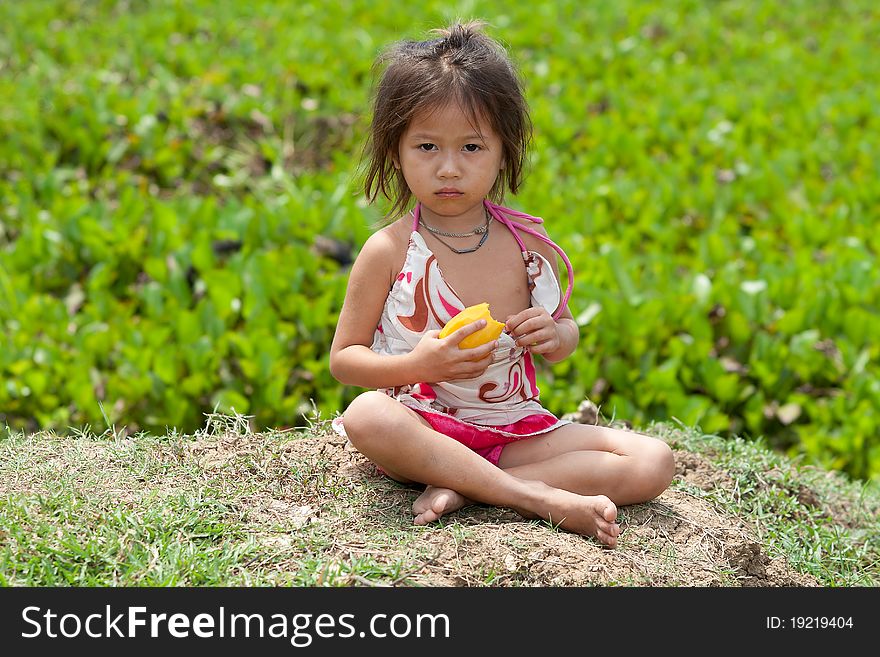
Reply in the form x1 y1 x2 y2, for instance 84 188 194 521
1 411 877 587
2 0 878 481
0 431 257 586
0 410 430 586
657 422 879 586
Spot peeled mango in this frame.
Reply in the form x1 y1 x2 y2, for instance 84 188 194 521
438 302 505 348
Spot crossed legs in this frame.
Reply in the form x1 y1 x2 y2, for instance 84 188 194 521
341 391 675 548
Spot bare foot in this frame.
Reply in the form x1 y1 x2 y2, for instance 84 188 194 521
516 489 621 548
412 486 471 525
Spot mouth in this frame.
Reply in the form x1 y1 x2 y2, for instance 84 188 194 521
435 188 464 198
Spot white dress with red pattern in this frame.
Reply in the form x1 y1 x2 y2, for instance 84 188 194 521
333 200 575 465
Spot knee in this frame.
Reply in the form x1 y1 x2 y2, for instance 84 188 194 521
624 438 675 502
644 439 676 498
342 391 389 448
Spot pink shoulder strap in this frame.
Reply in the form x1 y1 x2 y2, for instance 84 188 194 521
484 200 574 320
411 205 421 231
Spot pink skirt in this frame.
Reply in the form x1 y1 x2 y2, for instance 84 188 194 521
332 405 567 467
408 406 565 465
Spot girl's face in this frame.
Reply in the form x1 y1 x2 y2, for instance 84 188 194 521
395 102 504 225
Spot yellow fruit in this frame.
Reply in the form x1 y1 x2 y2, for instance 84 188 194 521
439 302 505 348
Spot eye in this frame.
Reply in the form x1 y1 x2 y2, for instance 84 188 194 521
463 143 482 152
417 143 437 152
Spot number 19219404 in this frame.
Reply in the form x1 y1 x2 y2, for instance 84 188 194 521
766 616 854 629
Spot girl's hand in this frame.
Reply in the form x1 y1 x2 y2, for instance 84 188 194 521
410 320 498 382
505 307 561 356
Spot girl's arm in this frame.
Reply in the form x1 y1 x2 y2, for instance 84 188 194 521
540 316 579 364
329 229 418 388
330 229 497 389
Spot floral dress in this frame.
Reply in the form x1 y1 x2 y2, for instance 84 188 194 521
333 200 575 465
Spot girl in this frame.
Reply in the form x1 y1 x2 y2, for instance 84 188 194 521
329 21 674 548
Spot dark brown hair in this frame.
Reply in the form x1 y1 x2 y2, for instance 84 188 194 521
362 20 532 220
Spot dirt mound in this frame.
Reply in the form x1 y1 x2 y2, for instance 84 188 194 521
4 417 822 587
189 421 818 587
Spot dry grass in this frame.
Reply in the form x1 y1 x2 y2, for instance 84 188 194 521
1 411 876 587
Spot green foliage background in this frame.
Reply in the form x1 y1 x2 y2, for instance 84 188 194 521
1 0 878 480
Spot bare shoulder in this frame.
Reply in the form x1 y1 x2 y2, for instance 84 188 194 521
354 218 411 288
505 211 558 264
332 217 412 354
506 207 575 321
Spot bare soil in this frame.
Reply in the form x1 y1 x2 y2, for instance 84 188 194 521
4 412 831 587
185 417 820 587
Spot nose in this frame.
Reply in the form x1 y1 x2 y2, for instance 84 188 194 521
437 152 461 179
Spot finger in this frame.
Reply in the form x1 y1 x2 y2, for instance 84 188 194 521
508 317 536 337
513 327 542 346
446 319 487 343
460 338 498 360
465 356 494 376
505 307 543 330
514 316 550 338
504 313 525 332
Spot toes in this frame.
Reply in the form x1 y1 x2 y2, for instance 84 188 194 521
431 492 453 514
596 524 619 548
594 511 621 547
596 520 619 539
599 532 617 548
414 508 439 525
601 500 618 523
